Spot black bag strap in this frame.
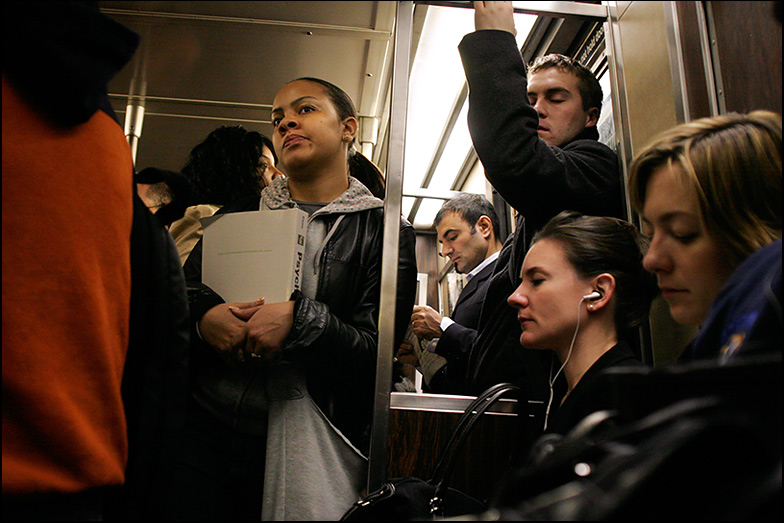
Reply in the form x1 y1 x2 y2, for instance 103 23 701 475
428 383 524 511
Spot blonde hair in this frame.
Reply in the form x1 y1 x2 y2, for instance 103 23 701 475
628 111 782 265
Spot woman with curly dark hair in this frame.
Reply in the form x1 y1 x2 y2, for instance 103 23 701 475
169 125 282 264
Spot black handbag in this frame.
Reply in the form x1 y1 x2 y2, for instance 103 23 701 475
341 383 523 521
488 354 782 521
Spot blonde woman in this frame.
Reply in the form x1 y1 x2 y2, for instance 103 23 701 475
628 111 781 361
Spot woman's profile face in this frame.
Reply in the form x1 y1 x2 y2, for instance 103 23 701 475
640 163 736 325
270 80 353 175
258 145 283 187
508 238 589 354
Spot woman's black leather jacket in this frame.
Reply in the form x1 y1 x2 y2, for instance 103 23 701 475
183 190 417 452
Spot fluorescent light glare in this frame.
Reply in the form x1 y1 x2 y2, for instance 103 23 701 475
404 6 538 228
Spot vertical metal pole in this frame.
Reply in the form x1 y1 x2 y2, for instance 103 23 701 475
695 1 720 116
603 3 633 219
702 1 727 115
663 1 690 123
367 0 413 494
124 101 145 163
124 36 148 165
604 2 654 366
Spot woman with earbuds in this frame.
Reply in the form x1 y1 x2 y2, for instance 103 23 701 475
507 211 658 435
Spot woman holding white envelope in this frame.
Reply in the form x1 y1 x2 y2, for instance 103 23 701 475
169 77 417 521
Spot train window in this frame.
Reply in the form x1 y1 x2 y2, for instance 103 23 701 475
402 5 536 230
597 68 616 149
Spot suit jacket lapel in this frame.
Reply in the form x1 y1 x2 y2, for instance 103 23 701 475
451 262 494 315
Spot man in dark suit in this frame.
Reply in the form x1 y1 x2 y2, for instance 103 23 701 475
408 194 504 394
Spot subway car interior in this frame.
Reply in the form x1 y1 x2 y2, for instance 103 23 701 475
4 0 781 520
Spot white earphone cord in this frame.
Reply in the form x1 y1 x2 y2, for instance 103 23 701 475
543 295 589 431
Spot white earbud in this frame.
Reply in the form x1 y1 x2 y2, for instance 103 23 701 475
583 291 602 301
